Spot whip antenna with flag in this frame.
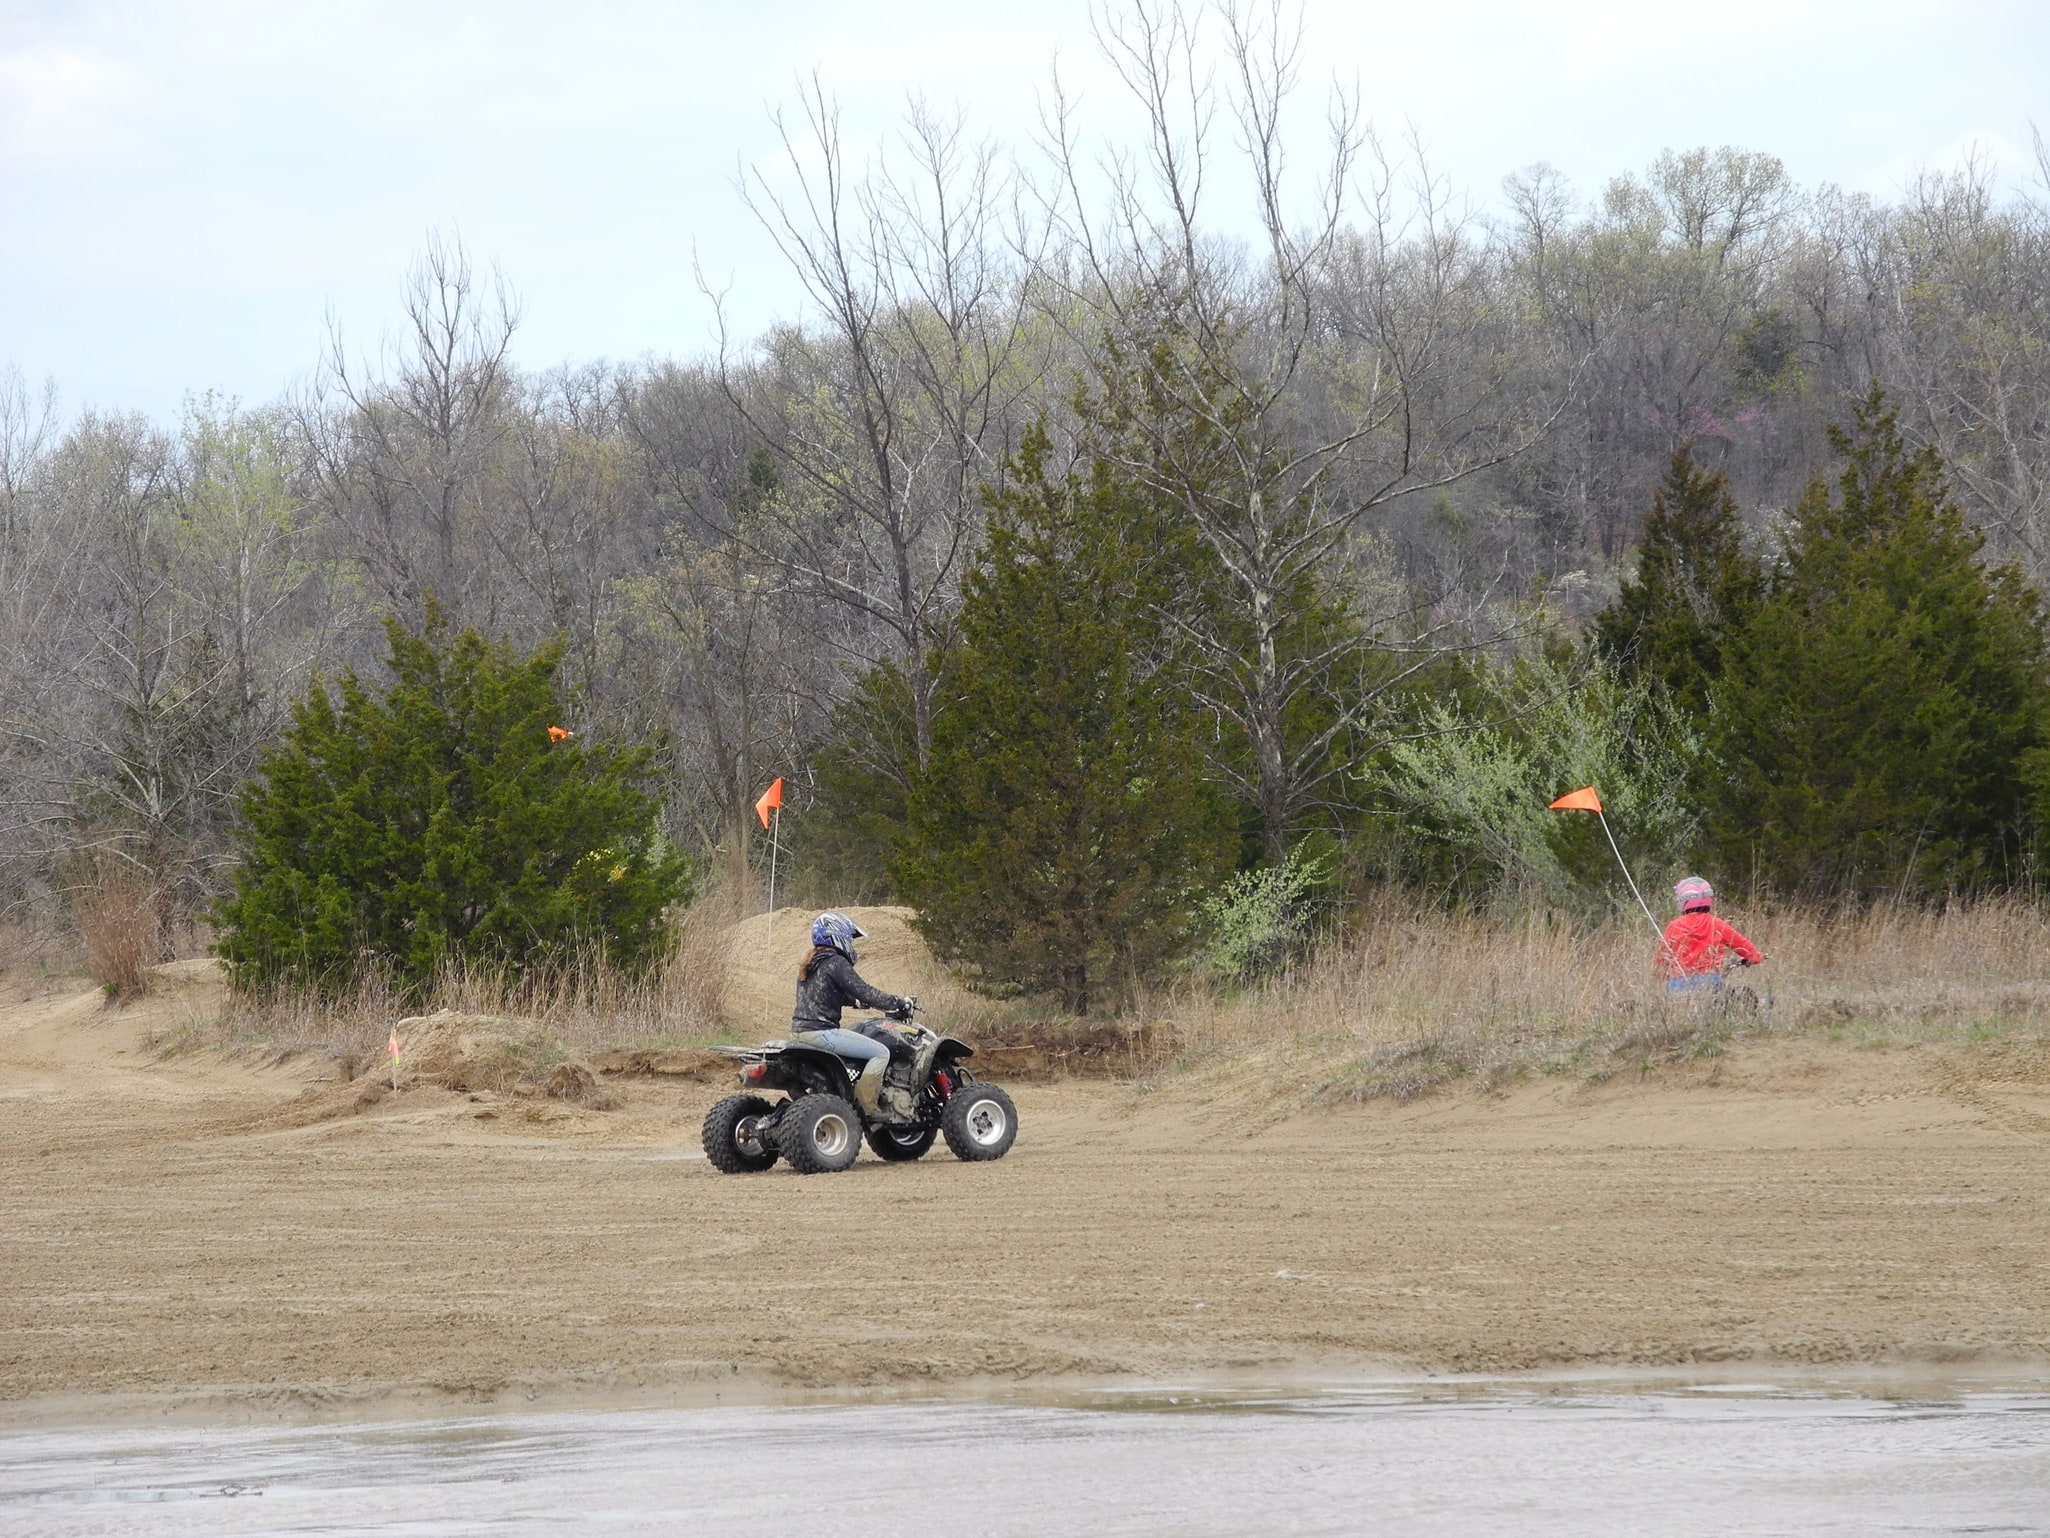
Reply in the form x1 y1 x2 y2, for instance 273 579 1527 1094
754 777 785 912
1548 786 1663 939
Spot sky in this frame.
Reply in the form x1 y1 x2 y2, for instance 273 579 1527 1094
2 0 2045 423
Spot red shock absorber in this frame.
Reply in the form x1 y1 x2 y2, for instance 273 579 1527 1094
933 1069 954 1098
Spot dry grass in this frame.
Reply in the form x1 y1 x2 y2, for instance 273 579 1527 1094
165 889 2050 1102
1144 898 2050 1101
179 884 745 1067
70 859 160 1003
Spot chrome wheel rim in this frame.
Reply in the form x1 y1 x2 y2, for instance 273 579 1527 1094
735 1117 769 1157
964 1097 1008 1147
810 1110 852 1158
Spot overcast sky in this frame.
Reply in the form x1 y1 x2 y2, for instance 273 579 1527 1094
2 0 2045 422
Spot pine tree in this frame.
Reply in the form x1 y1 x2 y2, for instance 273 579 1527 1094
1592 446 1764 716
1703 387 2050 897
215 605 692 992
799 662 927 902
893 426 1235 1014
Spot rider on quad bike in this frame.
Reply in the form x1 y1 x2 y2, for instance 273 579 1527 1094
1658 876 1763 996
792 911 919 1122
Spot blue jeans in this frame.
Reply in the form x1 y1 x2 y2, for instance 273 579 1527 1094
1666 973 1724 997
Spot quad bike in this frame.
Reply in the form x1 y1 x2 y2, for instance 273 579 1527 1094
1665 957 1768 1019
700 1013 1018 1175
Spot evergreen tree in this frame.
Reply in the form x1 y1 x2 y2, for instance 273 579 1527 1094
215 605 691 992
798 662 926 903
1703 387 2050 896
894 426 1235 1013
1592 446 1764 716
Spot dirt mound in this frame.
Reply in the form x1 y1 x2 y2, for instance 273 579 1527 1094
720 906 952 1032
970 1018 1178 1079
389 1010 620 1108
9 960 2050 1405
715 906 1161 1078
220 1010 620 1131
147 957 227 990
590 1047 730 1082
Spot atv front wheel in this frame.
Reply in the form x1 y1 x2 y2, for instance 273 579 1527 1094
702 1094 779 1174
865 1123 937 1161
777 1093 862 1174
941 1083 1017 1162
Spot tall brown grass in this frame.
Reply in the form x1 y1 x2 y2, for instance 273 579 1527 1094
70 858 161 1002
198 881 745 1066
183 889 2050 1098
1148 898 2050 1100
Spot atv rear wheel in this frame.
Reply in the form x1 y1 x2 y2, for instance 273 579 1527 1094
777 1093 862 1174
941 1083 1017 1162
702 1094 779 1174
865 1123 937 1161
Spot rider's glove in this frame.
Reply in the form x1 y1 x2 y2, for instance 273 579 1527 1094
890 994 918 1020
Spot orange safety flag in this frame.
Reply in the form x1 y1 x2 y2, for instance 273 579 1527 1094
388 1027 400 1059
1548 786 1604 813
547 725 573 743
754 777 784 829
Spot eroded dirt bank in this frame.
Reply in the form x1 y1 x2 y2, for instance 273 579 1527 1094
3 972 2048 1420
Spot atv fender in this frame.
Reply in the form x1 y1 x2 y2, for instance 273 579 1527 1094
770 1043 862 1094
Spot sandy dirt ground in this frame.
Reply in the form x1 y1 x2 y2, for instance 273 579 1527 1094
4 951 2049 1423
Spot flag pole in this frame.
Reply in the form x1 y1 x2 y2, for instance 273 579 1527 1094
1596 809 1664 940
1550 787 1665 942
767 803 780 914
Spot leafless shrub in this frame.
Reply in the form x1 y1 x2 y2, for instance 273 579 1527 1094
70 857 160 1003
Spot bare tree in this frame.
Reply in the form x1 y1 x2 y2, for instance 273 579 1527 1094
305 231 522 622
1501 147 1804 562
1877 149 2050 578
625 367 838 887
1037 0 1552 856
0 366 58 544
482 363 651 703
708 85 1050 765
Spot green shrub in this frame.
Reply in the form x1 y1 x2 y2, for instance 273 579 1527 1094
214 606 692 994
1367 650 1703 912
895 427 1236 1014
1201 845 1330 984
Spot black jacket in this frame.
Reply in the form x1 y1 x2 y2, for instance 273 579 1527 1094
791 948 909 1034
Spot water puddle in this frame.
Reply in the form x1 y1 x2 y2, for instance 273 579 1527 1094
4 1381 2048 1535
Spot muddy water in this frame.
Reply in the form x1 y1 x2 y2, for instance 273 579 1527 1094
4 1384 2048 1536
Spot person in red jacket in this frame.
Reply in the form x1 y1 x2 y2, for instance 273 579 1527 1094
1660 876 1763 994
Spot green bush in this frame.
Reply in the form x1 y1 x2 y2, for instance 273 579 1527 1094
1201 845 1330 984
1367 650 1704 912
214 606 691 994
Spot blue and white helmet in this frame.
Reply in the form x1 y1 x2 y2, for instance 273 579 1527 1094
810 910 867 962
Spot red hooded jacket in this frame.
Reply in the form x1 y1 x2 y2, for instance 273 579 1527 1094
1660 911 1762 977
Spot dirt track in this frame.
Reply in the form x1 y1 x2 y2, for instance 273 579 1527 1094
4 964 2050 1419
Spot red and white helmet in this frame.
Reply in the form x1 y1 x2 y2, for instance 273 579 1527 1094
1673 876 1714 912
